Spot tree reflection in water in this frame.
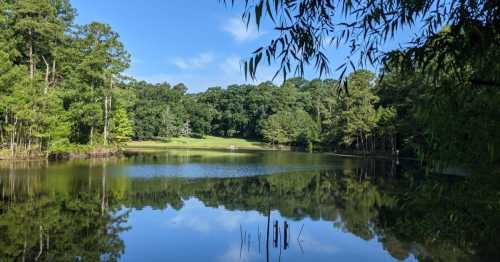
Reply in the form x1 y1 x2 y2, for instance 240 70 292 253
0 157 499 261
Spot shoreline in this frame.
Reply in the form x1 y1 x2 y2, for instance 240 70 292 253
124 145 280 152
0 137 408 161
125 136 277 151
0 147 121 161
324 152 413 160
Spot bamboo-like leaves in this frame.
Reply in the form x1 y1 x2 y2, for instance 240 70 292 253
224 0 500 90
255 0 263 28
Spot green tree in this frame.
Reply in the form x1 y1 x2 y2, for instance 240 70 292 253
322 71 384 153
261 109 319 147
111 107 133 143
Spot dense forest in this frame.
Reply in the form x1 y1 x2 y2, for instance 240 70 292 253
0 0 499 169
128 72 397 154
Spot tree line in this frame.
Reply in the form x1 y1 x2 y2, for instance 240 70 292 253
118 63 500 168
0 0 131 158
127 71 397 154
0 0 498 168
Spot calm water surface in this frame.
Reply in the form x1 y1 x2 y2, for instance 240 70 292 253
0 149 499 261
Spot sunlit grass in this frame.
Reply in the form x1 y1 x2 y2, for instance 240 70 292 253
125 136 272 150
124 148 255 158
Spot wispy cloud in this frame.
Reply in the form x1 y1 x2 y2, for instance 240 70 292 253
220 55 242 75
300 233 339 254
217 244 259 262
131 73 176 84
173 52 214 70
222 17 263 42
131 54 279 92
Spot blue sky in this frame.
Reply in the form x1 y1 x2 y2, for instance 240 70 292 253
72 0 414 92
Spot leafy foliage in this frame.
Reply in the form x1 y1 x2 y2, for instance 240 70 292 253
1 1 498 169
224 0 500 89
261 109 319 146
111 107 133 143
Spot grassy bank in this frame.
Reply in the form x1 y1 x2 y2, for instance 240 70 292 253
0 145 120 161
125 136 274 151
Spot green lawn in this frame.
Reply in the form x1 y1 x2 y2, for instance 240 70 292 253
125 136 272 150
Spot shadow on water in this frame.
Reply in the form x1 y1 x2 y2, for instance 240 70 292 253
0 150 499 261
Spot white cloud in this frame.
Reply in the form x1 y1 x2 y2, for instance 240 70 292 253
168 213 212 233
130 54 279 92
223 17 263 42
220 55 242 75
131 73 176 84
214 210 262 231
173 52 214 70
219 55 278 83
300 233 339 254
217 244 259 262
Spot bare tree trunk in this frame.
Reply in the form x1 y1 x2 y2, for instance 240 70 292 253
391 135 395 154
42 56 49 83
371 134 375 153
28 126 32 155
103 77 113 145
0 114 4 143
51 59 56 84
41 56 50 94
19 123 24 151
103 96 109 145
10 117 17 158
28 30 34 80
90 126 93 146
356 132 360 150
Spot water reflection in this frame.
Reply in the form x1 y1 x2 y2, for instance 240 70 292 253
0 151 499 261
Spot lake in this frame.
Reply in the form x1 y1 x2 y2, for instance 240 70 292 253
0 149 498 261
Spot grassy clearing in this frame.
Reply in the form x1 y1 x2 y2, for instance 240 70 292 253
125 136 272 150
124 148 256 158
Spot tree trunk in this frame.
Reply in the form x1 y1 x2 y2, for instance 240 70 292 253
0 114 4 143
42 56 50 94
51 59 56 84
10 117 17 158
28 126 32 155
103 77 113 145
46 231 50 254
391 135 395 154
372 134 375 153
103 96 109 145
90 126 93 145
28 30 34 80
